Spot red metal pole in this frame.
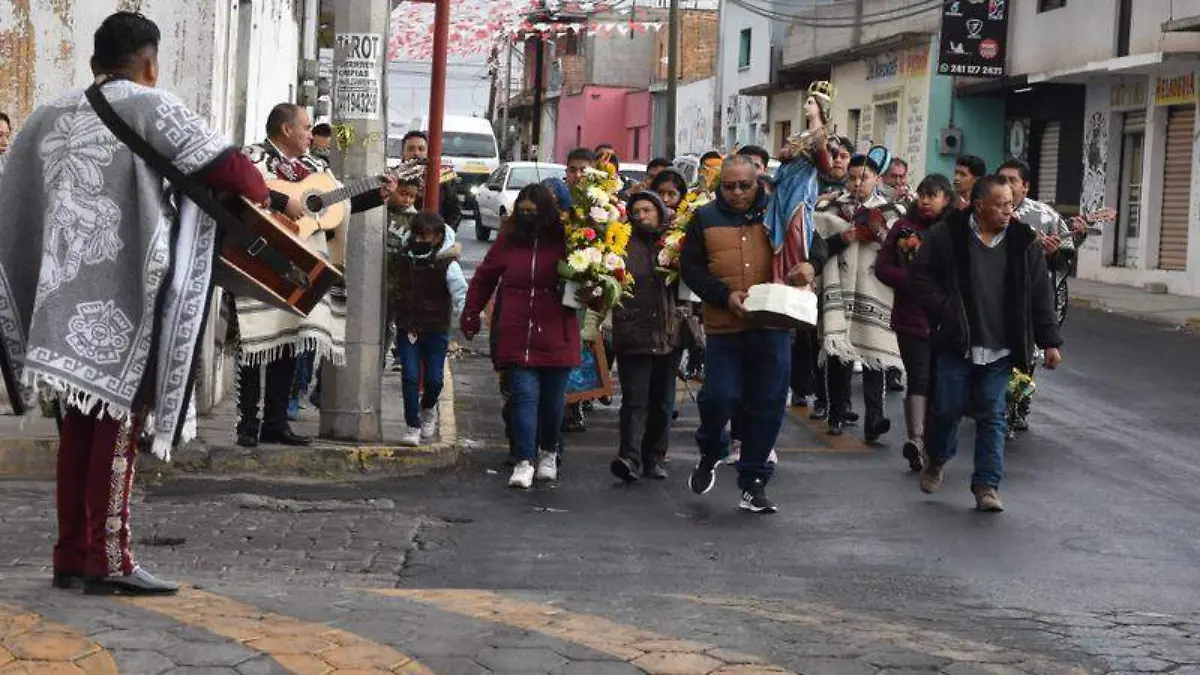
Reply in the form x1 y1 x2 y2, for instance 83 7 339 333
425 0 451 209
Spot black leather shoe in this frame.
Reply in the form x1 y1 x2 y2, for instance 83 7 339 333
865 417 892 443
259 428 312 446
844 411 860 425
641 464 668 480
52 571 84 590
84 567 179 596
610 457 638 483
236 431 259 448
827 420 844 436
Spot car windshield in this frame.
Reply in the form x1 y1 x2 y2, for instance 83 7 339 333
443 132 497 159
621 170 646 185
507 166 565 190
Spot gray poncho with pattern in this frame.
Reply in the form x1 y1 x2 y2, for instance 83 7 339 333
0 79 229 461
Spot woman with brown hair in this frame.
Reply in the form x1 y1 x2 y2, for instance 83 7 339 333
461 183 581 489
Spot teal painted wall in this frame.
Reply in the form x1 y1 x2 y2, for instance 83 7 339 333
924 75 1006 180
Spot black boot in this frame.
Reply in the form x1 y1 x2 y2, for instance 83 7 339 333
236 363 262 447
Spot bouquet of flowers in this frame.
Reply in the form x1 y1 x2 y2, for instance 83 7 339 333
559 162 634 310
896 227 923 264
656 189 713 284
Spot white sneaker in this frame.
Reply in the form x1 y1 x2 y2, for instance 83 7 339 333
536 452 559 481
509 460 534 489
401 426 421 447
725 440 742 465
767 449 778 464
420 406 439 440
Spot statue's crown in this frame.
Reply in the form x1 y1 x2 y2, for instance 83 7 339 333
808 80 836 101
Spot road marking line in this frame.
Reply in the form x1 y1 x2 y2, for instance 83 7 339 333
371 588 793 674
125 588 434 674
671 595 1087 674
786 406 871 451
0 602 118 674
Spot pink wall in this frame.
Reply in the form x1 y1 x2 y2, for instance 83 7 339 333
623 90 652 163
554 86 632 164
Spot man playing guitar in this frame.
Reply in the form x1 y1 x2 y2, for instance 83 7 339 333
232 103 396 448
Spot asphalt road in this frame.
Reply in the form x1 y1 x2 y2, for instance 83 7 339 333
1 229 1198 674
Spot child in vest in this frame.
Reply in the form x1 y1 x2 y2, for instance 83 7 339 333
388 212 468 446
386 179 421 371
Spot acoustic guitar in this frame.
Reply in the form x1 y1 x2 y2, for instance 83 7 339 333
270 159 458 241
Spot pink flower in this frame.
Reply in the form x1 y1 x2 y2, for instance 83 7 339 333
583 228 597 241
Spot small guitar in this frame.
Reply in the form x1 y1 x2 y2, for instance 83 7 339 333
271 159 458 241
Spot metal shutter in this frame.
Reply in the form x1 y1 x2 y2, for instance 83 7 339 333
1036 121 1060 205
1158 105 1194 271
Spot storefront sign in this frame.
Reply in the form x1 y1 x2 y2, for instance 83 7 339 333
1110 81 1147 109
333 33 383 120
937 0 1008 79
1153 73 1195 107
865 46 930 82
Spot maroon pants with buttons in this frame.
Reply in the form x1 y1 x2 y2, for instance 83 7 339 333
52 407 142 579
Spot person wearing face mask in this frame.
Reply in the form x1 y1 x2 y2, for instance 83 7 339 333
875 174 954 472
461 184 581 489
609 192 684 483
388 212 467 447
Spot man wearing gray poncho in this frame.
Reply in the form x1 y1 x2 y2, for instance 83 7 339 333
0 12 272 595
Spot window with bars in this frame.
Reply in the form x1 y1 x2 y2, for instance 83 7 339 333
1038 0 1066 12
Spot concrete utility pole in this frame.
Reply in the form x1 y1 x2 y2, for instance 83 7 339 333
321 0 391 442
531 37 545 159
502 43 513 160
665 0 680 158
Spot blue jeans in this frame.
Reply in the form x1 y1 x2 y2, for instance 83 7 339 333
508 367 570 461
696 330 791 490
394 331 450 427
927 353 1012 488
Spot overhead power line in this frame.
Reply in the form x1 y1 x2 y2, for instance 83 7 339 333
728 0 944 28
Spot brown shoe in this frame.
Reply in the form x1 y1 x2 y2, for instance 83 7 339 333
972 484 1004 512
919 460 945 494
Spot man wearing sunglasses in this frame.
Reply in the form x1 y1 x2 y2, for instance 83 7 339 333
680 155 828 514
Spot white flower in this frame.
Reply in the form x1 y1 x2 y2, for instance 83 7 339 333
604 252 625 271
584 247 604 265
657 248 673 266
589 205 609 223
606 205 621 222
567 250 591 272
583 167 609 180
587 186 610 206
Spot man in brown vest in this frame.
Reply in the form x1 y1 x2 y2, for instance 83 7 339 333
680 156 828 514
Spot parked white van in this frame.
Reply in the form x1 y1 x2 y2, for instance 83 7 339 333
408 115 500 223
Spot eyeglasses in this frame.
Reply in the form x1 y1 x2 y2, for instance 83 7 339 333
720 180 756 192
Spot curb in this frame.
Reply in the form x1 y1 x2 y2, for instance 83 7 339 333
145 364 461 481
0 365 461 482
1069 295 1200 331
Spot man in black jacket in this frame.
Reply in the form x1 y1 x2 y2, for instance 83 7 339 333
909 175 1064 512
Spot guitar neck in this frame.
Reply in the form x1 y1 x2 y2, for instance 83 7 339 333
321 176 383 206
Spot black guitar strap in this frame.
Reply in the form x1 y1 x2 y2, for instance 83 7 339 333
84 81 298 283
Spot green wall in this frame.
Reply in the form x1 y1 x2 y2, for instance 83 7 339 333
924 75 1006 180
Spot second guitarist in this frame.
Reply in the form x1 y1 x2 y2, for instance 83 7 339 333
233 102 396 447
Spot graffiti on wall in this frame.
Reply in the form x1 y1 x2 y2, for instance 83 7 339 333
679 78 716 155
904 93 925 168
1080 110 1108 253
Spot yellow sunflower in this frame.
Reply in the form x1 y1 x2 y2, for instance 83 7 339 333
605 221 631 256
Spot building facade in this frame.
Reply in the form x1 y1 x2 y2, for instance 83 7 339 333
975 0 1200 295
717 0 772 150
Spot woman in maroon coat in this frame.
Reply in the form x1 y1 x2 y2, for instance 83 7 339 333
461 184 581 489
875 173 954 473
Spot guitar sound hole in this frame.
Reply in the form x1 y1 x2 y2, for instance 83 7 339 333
305 194 324 213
